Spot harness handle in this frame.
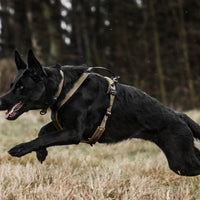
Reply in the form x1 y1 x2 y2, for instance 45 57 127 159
87 67 120 81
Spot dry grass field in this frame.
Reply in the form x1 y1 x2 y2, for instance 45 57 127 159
1 110 200 200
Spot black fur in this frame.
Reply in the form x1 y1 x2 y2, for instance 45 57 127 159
1 50 200 176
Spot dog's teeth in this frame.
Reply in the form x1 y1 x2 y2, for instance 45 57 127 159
5 102 23 119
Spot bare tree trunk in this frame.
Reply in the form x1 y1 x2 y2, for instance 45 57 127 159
13 1 31 54
72 3 83 60
26 0 53 62
141 0 152 90
92 0 101 66
0 0 14 57
26 1 42 57
42 1 58 63
80 1 92 66
178 0 195 106
149 0 167 104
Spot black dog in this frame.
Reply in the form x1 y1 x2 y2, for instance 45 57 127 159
1 50 200 176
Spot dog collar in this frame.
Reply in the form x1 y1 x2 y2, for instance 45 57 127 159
40 70 64 115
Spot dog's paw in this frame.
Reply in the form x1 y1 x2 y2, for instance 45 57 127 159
36 148 48 163
8 143 31 157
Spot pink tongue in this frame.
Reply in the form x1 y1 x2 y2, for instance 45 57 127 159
5 102 23 119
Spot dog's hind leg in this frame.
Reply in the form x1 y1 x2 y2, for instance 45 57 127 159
193 146 200 160
176 112 200 140
155 123 200 176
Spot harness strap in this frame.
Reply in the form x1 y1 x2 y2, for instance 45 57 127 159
59 72 90 108
52 70 91 131
82 77 116 145
51 68 117 145
54 70 64 101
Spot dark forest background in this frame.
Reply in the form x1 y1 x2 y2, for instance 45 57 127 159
0 0 200 110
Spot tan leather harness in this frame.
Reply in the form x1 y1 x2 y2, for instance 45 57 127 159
51 67 117 146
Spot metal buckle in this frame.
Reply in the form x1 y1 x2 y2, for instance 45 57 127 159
40 108 47 115
106 110 111 116
110 86 117 95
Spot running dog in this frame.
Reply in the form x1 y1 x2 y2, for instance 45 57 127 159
1 50 200 176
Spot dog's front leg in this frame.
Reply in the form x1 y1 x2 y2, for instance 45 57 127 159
36 122 58 163
8 129 83 158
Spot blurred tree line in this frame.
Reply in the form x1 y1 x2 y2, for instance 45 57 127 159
0 0 200 110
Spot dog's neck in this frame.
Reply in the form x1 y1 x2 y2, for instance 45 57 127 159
47 65 88 110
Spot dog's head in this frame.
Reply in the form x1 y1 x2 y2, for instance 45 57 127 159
0 50 48 120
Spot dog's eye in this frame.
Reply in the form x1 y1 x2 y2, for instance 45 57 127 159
19 86 24 90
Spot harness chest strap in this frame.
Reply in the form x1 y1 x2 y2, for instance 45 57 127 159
51 69 116 146
83 77 116 145
52 71 90 130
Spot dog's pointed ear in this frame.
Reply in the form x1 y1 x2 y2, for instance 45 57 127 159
15 50 27 70
28 49 47 77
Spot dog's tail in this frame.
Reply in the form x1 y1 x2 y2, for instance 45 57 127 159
177 112 200 140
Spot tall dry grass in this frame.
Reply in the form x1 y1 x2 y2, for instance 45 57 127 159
0 110 200 199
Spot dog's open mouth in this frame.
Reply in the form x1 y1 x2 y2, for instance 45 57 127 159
5 101 24 120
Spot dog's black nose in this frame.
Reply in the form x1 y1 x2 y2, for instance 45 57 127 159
0 99 2 107
0 98 8 111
